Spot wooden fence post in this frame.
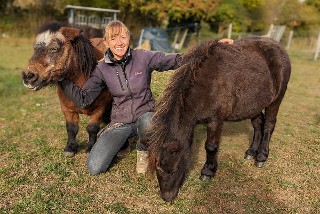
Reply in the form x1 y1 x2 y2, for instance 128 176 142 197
314 29 320 60
286 30 294 50
227 23 232 39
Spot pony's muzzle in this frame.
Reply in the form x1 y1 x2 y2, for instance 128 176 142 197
160 190 178 202
22 71 38 82
22 70 40 90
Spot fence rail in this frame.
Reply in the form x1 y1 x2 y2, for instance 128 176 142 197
74 14 113 29
66 5 119 29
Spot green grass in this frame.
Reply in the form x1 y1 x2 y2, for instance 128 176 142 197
0 36 319 213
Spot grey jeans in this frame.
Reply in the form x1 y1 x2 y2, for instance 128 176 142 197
87 111 153 175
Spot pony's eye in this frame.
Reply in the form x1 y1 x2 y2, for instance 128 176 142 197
49 47 59 53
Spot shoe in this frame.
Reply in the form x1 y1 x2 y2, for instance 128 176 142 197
136 150 148 174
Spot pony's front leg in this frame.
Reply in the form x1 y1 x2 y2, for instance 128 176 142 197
86 123 100 153
200 120 223 181
63 113 80 157
86 110 104 153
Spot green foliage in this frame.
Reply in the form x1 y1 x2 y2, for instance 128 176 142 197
76 0 116 9
0 0 6 11
259 0 320 36
241 0 265 11
206 0 252 33
306 0 320 12
123 0 221 23
53 0 81 12
278 0 320 25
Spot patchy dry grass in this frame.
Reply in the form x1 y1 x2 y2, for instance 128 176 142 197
0 37 319 213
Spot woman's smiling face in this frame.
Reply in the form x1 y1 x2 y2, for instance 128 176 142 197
104 27 130 60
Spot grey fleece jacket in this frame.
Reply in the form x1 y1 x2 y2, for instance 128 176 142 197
59 48 181 123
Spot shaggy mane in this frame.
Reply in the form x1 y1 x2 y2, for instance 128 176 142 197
71 34 97 78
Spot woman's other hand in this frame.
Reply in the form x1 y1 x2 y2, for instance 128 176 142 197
218 38 234 44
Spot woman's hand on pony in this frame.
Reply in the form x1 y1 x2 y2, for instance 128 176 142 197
218 38 234 44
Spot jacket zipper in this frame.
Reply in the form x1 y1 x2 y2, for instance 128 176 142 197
116 70 124 90
121 62 135 122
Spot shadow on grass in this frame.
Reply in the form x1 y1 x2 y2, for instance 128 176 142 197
189 120 252 175
176 120 298 213
315 114 320 126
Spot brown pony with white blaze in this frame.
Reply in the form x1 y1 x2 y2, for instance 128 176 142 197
148 36 291 202
22 27 112 157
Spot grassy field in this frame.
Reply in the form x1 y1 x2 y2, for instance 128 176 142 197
0 36 319 214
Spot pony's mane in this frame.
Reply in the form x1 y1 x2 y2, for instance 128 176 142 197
71 34 97 78
148 41 219 171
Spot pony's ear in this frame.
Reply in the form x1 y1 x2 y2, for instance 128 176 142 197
60 27 82 41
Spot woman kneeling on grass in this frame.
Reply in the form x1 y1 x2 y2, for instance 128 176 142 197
59 20 233 175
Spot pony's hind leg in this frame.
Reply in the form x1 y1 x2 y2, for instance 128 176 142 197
200 120 223 181
245 112 264 160
255 101 281 167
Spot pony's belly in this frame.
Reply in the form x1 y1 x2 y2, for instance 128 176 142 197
225 110 261 121
225 99 271 121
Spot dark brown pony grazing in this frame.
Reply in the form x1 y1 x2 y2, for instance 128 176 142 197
22 27 112 157
148 36 291 202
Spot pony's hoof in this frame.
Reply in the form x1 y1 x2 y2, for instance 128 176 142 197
255 161 265 168
199 175 212 181
244 154 254 160
63 151 75 157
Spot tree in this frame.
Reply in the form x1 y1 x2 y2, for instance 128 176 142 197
306 0 320 12
205 0 253 34
241 0 265 10
119 0 221 26
262 0 320 36
0 0 6 12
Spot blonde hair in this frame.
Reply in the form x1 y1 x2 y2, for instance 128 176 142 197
104 20 130 41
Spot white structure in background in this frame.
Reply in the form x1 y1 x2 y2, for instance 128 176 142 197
264 24 286 42
172 28 188 50
286 30 294 49
314 29 320 60
66 5 120 29
227 23 232 39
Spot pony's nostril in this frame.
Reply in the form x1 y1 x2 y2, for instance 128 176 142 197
23 71 38 81
27 72 35 79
